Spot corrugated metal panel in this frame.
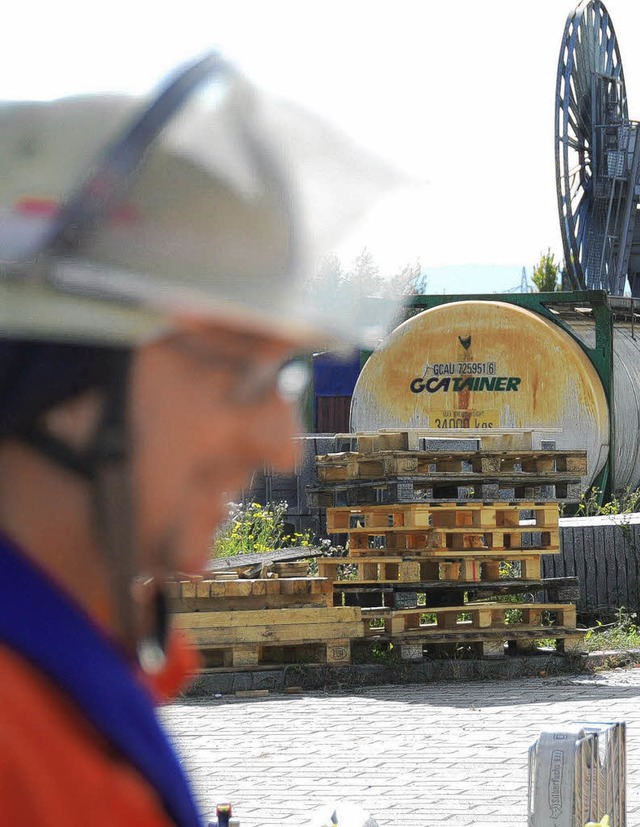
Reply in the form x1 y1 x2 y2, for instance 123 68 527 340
612 326 640 488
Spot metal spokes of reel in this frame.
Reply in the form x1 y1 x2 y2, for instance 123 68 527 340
555 0 640 295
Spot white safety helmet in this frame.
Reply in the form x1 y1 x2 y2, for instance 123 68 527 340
0 53 400 351
0 55 404 665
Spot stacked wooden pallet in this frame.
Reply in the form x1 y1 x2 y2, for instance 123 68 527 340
169 571 364 668
315 430 585 661
310 447 586 505
321 501 559 582
359 603 583 658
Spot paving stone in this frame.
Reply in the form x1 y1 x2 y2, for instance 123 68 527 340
163 668 640 826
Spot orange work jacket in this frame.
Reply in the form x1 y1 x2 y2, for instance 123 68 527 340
0 535 203 826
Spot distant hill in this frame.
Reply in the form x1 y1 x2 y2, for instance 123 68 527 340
418 264 528 295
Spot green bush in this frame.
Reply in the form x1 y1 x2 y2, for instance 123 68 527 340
212 501 311 558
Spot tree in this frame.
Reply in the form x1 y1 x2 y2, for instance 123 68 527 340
316 252 344 289
311 249 424 301
532 249 561 292
308 252 344 294
347 248 384 297
382 258 424 298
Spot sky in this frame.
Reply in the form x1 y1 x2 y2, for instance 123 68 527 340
4 0 640 292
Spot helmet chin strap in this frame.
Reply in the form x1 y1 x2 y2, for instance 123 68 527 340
17 350 169 671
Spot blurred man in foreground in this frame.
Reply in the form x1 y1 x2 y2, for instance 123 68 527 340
0 55 397 825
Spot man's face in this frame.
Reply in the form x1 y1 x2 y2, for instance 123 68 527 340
129 324 303 576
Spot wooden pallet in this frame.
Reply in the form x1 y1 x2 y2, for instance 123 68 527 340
335 428 550 454
173 606 364 666
358 628 586 660
307 478 582 507
333 576 580 608
318 553 546 583
198 628 585 668
326 502 559 532
198 638 354 668
168 577 333 612
316 450 588 482
346 529 559 554
360 602 577 635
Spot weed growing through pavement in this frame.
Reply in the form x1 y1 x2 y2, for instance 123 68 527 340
581 607 640 653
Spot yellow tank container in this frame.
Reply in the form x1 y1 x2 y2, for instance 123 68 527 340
350 301 610 485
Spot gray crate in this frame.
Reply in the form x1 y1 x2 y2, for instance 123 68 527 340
528 722 626 826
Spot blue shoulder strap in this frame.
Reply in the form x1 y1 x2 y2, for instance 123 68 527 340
0 536 202 827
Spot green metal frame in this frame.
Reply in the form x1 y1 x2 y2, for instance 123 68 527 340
406 290 615 502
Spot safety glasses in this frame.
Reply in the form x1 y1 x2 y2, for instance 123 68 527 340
169 334 310 405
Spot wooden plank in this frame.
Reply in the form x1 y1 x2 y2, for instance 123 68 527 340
223 580 254 598
482 561 501 580
341 525 560 540
325 639 352 664
169 590 332 613
181 581 197 599
264 579 282 595
230 645 260 666
251 580 267 596
327 502 559 548
534 506 560 527
173 606 361 628
482 639 506 656
272 562 309 577
361 601 577 635
209 545 322 572
208 580 229 597
561 455 589 474
521 557 542 579
195 581 211 598
379 626 583 643
280 579 310 595
398 561 421 581
185 620 365 646
461 559 481 581
558 634 587 653
316 552 550 568
313 579 334 595
345 535 561 555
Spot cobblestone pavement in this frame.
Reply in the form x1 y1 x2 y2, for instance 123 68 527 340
162 668 640 827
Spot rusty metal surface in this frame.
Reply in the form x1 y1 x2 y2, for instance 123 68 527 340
350 301 610 487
